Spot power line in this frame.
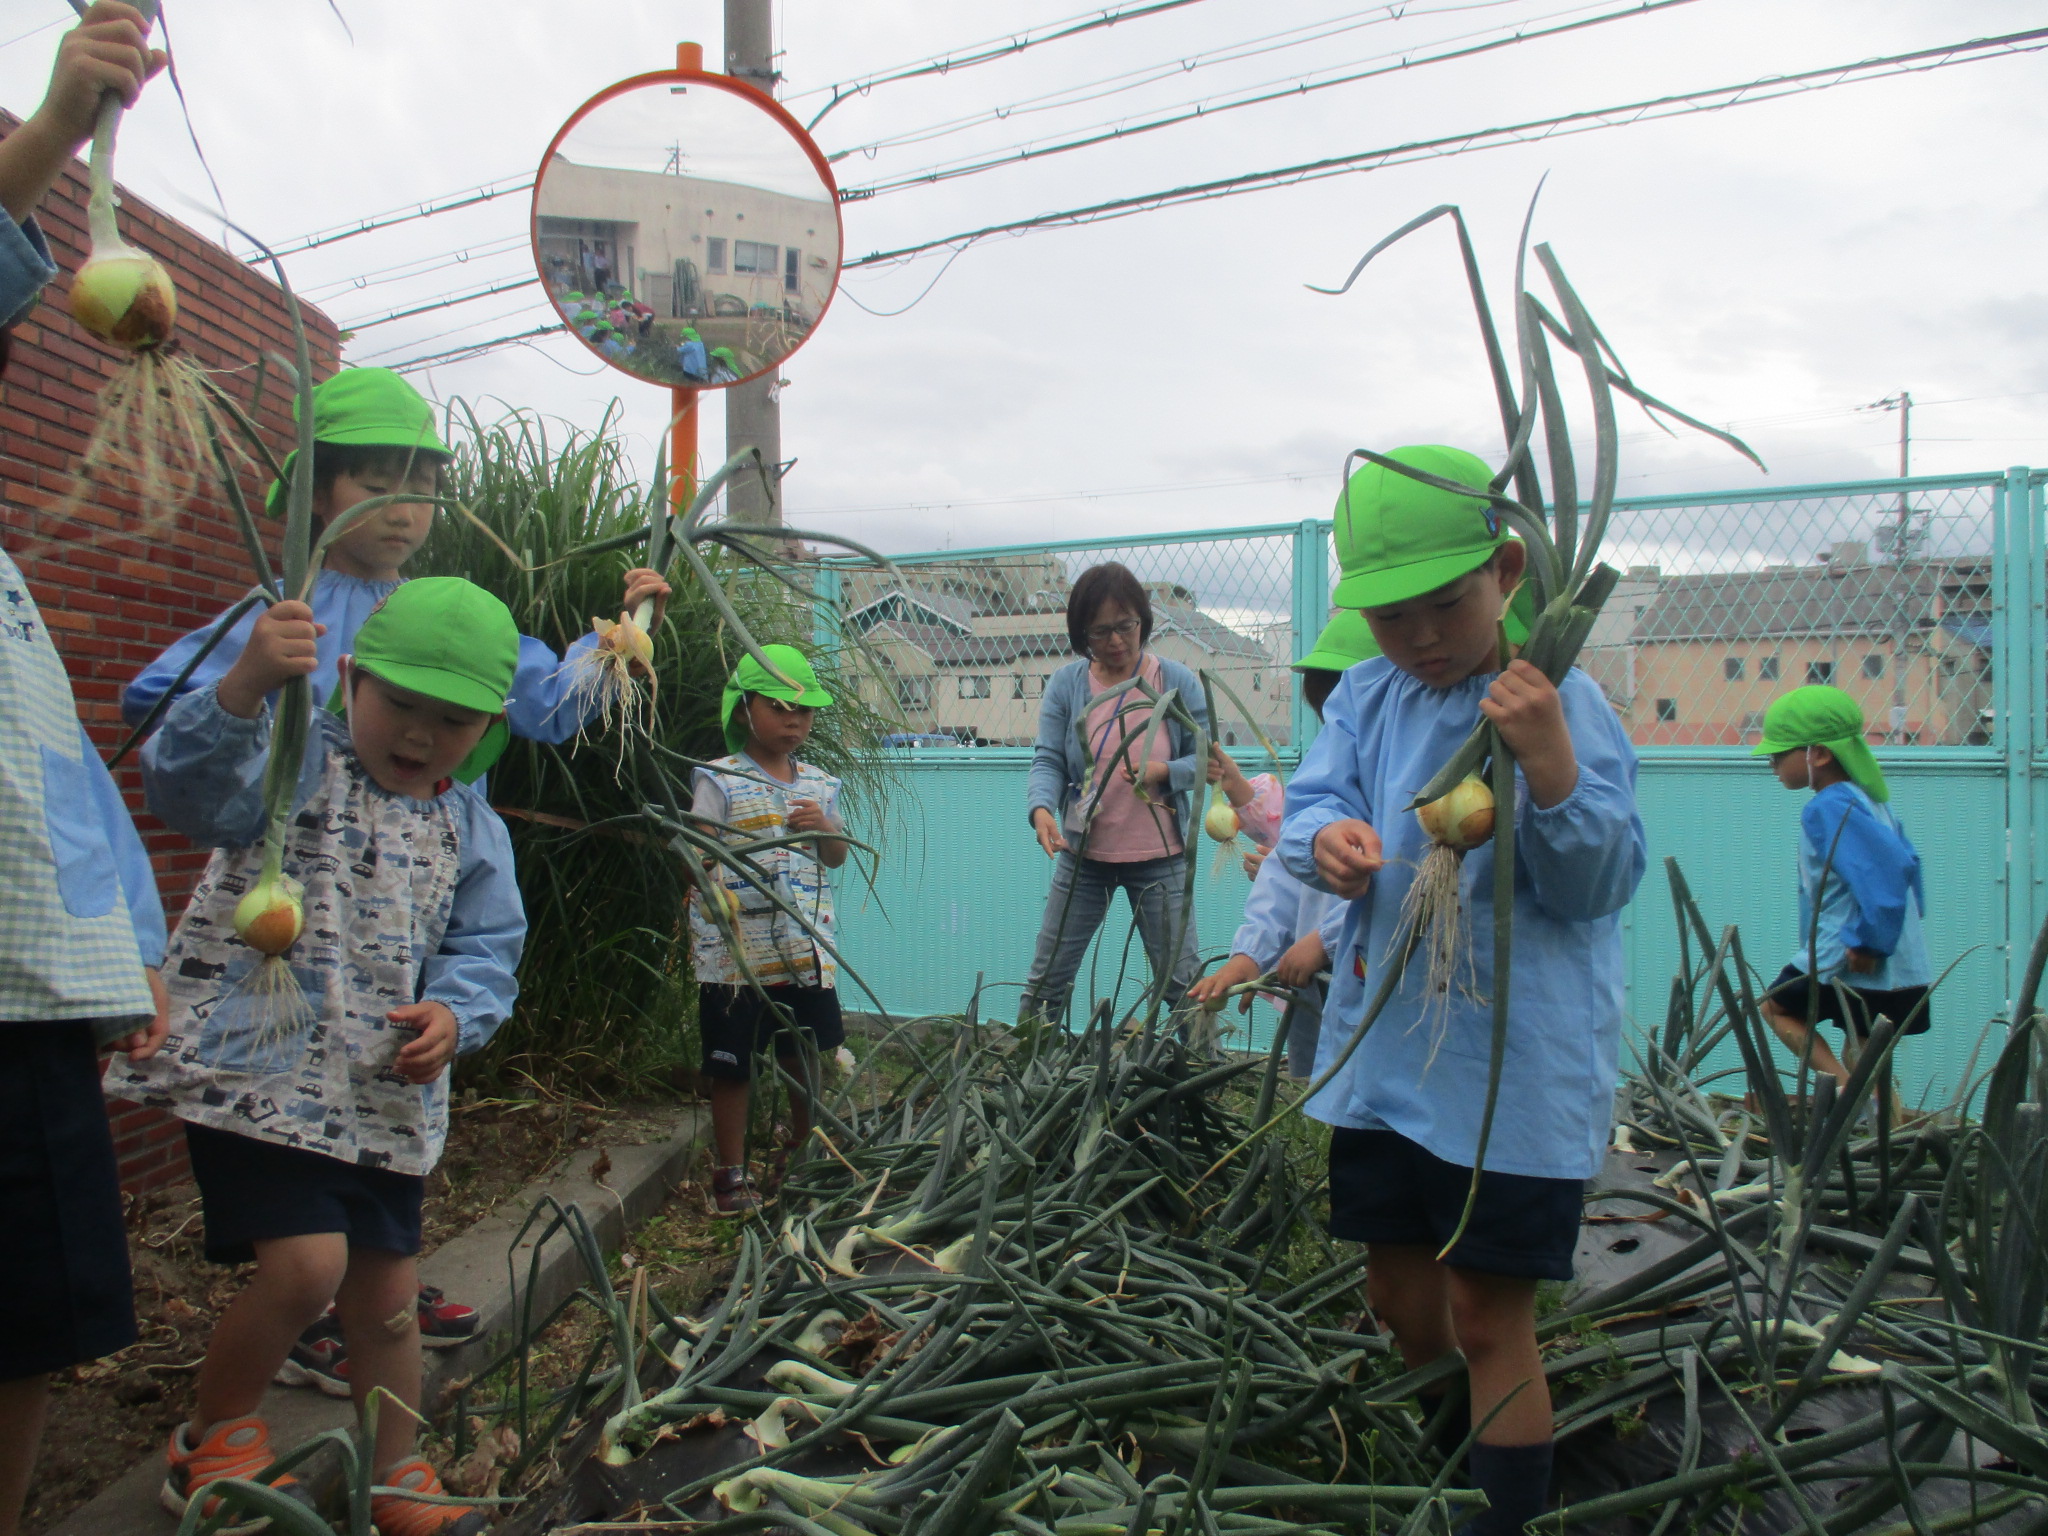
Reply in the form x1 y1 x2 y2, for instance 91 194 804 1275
252 173 536 261
388 323 566 375
300 235 531 304
841 0 1698 201
795 0 1216 131
830 0 1618 167
848 26 2048 269
339 276 540 332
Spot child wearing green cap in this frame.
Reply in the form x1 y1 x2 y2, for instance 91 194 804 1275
107 578 526 1535
121 366 672 748
1186 611 1375 1077
1278 447 1647 1535
1753 685 1931 1089
687 643 848 1215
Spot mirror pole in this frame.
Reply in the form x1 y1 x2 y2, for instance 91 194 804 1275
671 387 699 509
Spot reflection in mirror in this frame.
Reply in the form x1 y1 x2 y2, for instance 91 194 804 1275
535 76 840 390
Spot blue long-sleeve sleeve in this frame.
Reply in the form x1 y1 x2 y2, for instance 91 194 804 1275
1230 856 1306 968
1 214 56 329
1026 661 1081 822
1804 792 1915 956
424 790 525 1052
502 630 601 744
139 684 324 848
84 726 167 966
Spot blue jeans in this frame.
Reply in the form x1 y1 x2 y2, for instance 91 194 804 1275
1020 852 1199 1023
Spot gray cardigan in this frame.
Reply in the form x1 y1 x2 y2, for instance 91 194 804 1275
1026 655 1210 847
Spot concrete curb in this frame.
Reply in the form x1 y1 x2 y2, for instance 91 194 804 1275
50 1110 706 1536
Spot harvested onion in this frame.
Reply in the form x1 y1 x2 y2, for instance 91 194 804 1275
70 249 177 351
233 872 305 957
1204 799 1240 842
1415 775 1495 850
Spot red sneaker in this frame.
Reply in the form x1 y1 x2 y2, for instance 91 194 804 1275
417 1283 479 1348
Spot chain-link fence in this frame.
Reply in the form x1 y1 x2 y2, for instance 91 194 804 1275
835 528 1302 749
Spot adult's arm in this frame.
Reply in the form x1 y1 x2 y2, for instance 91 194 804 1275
1026 663 1078 823
1157 659 1210 796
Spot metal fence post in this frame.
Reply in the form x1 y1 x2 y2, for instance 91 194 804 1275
812 562 842 654
1291 519 1329 754
1998 466 2038 1011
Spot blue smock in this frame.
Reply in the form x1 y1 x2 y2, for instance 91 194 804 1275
1229 856 1345 969
1789 781 1930 991
121 569 604 744
1278 661 1646 1180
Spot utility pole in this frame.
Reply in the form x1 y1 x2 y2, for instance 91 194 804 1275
1867 391 1915 740
724 0 782 526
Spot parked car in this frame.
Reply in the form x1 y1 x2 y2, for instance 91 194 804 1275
881 732 968 749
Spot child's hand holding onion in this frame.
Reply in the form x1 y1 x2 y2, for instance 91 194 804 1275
6 3 159 207
215 600 324 720
1274 932 1329 990
1186 953 1260 1015
1477 658 1578 808
1312 819 1385 898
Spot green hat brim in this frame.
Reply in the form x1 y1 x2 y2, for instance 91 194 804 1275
1332 540 1504 609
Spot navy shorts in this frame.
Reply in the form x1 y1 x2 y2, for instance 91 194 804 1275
184 1122 424 1265
1767 964 1931 1037
1327 1126 1585 1281
0 1021 138 1377
698 985 845 1082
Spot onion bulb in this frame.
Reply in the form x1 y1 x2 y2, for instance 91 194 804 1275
1415 775 1495 850
1204 799 1240 843
594 609 654 673
702 882 740 923
233 872 304 957
70 248 177 351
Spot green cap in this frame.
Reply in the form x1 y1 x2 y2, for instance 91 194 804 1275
682 327 701 341
711 346 736 362
265 368 452 516
1331 446 1503 609
721 644 834 754
337 577 521 783
1752 685 1889 803
1293 609 1379 672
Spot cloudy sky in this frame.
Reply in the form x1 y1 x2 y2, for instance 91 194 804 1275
4 0 2045 556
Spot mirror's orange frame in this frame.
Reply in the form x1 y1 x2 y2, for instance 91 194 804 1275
528 64 845 392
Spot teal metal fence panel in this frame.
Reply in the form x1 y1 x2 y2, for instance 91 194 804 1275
826 470 2030 1106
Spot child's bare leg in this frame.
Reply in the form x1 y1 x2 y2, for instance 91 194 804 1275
193 1233 348 1432
1364 1244 1455 1369
0 1374 50 1536
1761 1001 1851 1088
1446 1268 1548 1444
334 1248 422 1474
709 1078 751 1167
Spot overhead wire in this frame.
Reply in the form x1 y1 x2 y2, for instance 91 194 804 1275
794 0 1216 131
300 234 531 304
253 173 536 260
839 0 1700 201
338 275 540 332
388 323 570 376
846 26 2048 269
828 0 1610 166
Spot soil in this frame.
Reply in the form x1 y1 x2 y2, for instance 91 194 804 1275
19 1092 693 1536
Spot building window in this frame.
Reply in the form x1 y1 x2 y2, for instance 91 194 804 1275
1807 660 1835 684
896 676 931 710
735 240 778 274
1655 698 1678 722
1723 656 1745 681
784 247 801 293
1012 674 1027 699
706 237 727 274
1863 653 1886 678
1740 710 1766 739
958 676 992 700
1759 656 1781 680
1252 672 1263 691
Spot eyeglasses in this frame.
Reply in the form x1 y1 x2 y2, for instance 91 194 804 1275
1086 618 1141 644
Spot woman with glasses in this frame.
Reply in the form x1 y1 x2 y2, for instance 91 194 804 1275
1020 563 1248 1027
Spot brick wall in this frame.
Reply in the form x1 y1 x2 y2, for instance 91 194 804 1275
0 111 341 1192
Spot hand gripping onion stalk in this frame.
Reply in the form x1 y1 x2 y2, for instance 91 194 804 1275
55 0 254 533
572 428 680 739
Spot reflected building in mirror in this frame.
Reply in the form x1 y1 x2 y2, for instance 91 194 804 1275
537 152 838 389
